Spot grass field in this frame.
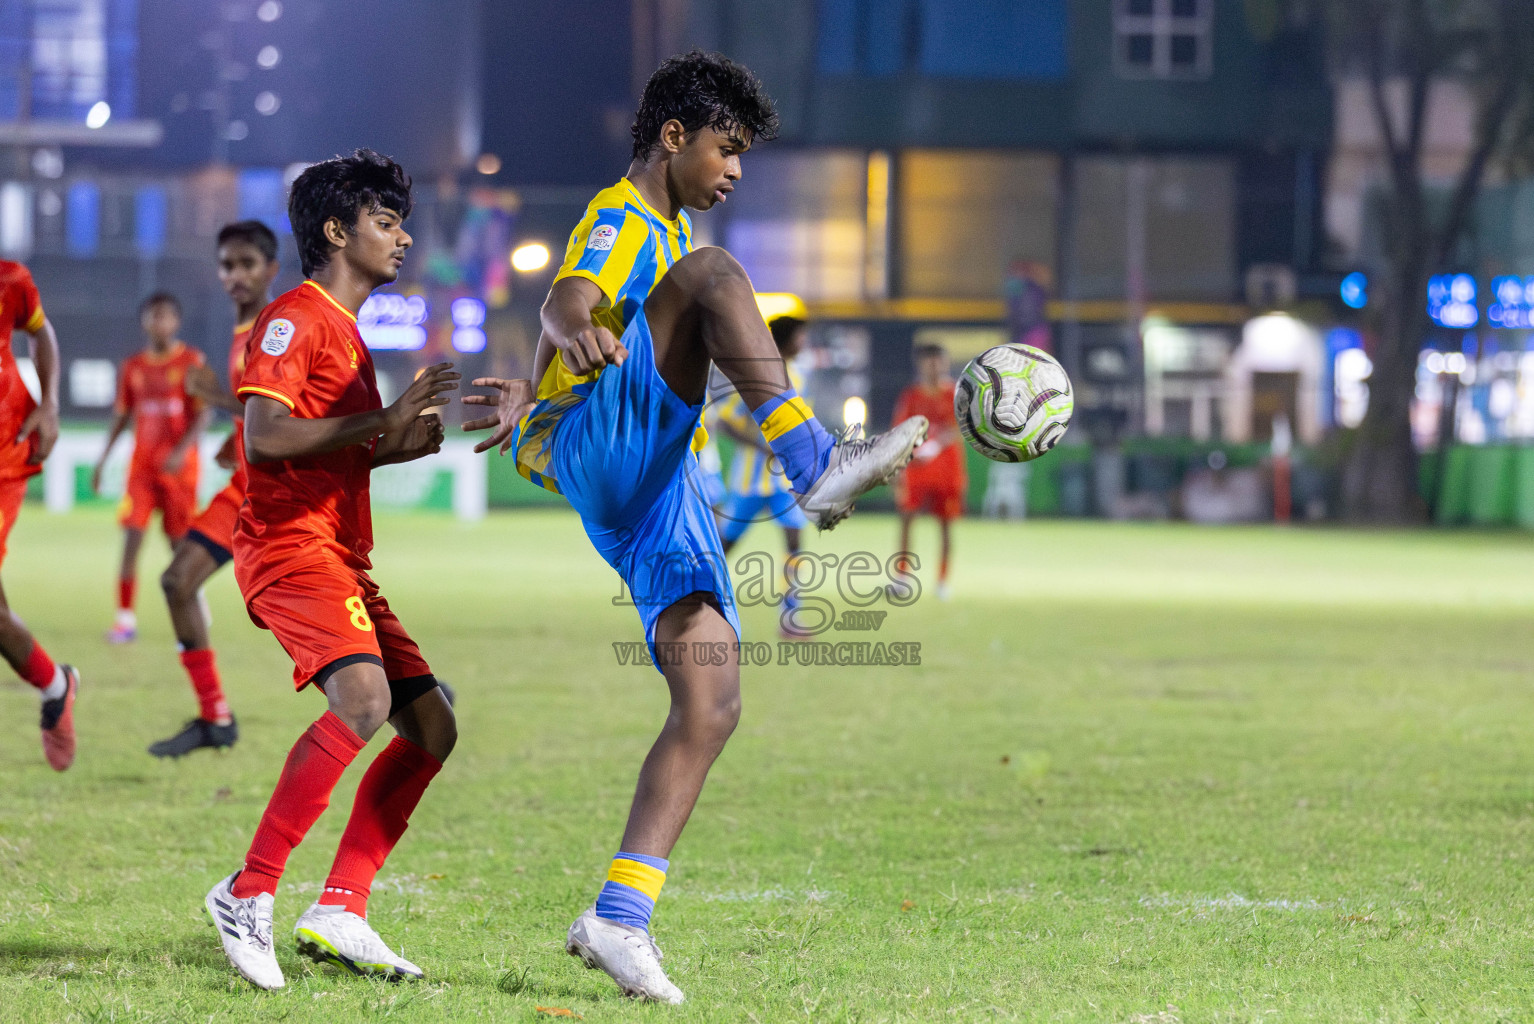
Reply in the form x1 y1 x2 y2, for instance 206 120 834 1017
4 507 1534 1022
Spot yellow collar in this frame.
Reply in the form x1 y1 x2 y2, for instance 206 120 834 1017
302 280 359 323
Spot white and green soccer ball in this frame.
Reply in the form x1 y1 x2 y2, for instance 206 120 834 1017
954 343 1074 463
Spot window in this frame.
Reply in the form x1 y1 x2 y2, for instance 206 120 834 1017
1114 0 1212 80
1072 156 1236 301
1 0 137 121
31 0 108 118
817 0 1067 81
898 151 1057 299
723 151 870 301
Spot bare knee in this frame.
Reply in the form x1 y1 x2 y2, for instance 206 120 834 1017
673 684 741 751
391 686 458 762
432 717 458 760
159 561 196 605
326 683 392 741
671 246 750 296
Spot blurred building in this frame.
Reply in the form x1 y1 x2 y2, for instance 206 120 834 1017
0 0 1337 452
0 0 482 420
1327 73 1534 455
654 0 1332 447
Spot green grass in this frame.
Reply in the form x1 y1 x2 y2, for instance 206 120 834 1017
4 507 1534 1022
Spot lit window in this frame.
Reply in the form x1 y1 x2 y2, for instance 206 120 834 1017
1114 0 1212 80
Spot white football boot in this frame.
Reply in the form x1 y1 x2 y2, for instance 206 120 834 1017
797 417 929 530
206 872 285 990
566 905 684 1004
293 902 424 980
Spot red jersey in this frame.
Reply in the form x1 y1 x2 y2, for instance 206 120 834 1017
234 281 380 597
0 261 46 481
116 343 205 475
226 319 255 492
894 381 966 484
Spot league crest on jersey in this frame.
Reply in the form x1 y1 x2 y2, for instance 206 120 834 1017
261 318 295 356
588 224 618 251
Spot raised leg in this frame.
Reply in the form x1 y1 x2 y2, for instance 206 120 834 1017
644 246 788 409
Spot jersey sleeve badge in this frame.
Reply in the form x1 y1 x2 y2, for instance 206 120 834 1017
588 224 618 251
261 318 296 356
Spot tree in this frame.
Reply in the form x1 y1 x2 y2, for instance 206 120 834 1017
1320 0 1533 522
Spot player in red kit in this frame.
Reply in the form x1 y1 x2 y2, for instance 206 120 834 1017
892 344 967 600
147 221 280 758
205 150 460 990
93 293 209 642
0 260 80 770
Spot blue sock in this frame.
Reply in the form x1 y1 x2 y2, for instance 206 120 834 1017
751 389 834 492
594 852 669 931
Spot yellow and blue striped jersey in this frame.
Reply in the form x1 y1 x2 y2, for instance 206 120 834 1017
514 178 699 492
715 362 807 497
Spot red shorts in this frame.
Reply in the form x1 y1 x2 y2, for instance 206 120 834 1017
245 562 431 690
896 471 965 520
185 480 245 562
0 476 28 566
119 468 198 537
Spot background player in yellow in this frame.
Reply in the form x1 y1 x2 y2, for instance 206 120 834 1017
712 295 815 637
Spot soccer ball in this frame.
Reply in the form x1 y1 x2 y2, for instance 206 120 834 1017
954 343 1074 462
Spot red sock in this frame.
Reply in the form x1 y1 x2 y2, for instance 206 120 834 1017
231 712 365 899
21 643 56 691
180 648 229 722
319 737 443 917
118 577 136 612
939 553 950 583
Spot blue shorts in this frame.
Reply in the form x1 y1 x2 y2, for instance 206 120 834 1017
550 310 740 668
716 488 808 543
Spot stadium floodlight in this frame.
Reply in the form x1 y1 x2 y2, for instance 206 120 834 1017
511 242 550 272
85 102 111 129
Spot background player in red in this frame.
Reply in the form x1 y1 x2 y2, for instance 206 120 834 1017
147 221 279 758
0 259 80 770
93 293 208 643
893 344 967 601
205 150 461 991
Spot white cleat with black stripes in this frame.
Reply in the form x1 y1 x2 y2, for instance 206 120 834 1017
205 872 285 990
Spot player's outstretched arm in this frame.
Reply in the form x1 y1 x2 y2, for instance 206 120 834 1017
373 412 446 467
19 317 61 464
92 409 130 494
462 377 536 455
164 405 212 474
244 362 459 463
540 277 627 376
185 364 242 414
